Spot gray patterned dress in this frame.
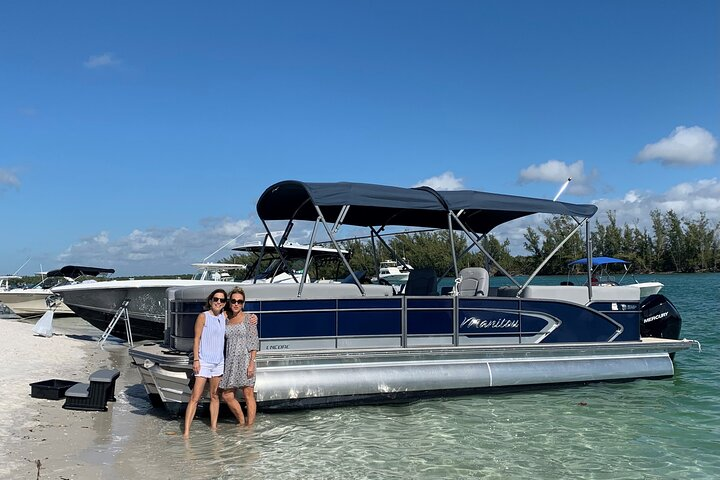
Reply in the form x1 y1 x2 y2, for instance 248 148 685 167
219 314 259 389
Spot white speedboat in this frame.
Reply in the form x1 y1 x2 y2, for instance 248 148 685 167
54 242 347 341
237 240 348 284
0 266 113 316
377 259 413 285
567 256 664 298
52 262 245 341
0 277 21 319
0 275 21 292
130 180 697 413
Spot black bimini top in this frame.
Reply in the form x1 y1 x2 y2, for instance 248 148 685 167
257 180 598 234
440 190 598 233
47 265 116 279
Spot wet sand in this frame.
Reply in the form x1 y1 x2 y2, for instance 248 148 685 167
0 316 259 479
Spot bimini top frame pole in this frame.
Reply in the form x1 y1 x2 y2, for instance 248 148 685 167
448 211 522 289
517 216 589 296
314 204 365 295
255 180 599 294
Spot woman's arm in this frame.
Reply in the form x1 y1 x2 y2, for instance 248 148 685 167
192 313 205 374
247 348 256 377
247 322 259 377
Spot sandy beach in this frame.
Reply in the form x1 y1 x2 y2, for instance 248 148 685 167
0 316 256 480
0 318 117 478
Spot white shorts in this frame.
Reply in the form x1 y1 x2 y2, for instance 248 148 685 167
197 361 224 378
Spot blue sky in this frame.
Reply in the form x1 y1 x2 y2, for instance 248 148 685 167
1 1 718 276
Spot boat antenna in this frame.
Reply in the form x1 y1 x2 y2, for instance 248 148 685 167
202 232 246 263
12 257 31 275
553 177 572 202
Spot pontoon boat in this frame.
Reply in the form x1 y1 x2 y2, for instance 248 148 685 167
130 180 697 413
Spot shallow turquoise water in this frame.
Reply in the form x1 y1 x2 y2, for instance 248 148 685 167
64 273 720 478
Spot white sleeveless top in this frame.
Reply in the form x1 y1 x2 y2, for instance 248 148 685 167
199 310 225 364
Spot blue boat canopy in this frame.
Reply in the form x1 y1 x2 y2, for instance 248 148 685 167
568 257 629 267
257 180 598 233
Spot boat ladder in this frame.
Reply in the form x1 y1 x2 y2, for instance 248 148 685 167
99 299 133 349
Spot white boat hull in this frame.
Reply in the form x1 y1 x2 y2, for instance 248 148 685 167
631 282 664 298
0 291 72 316
53 279 239 339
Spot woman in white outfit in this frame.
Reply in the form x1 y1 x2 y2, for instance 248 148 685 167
183 288 228 438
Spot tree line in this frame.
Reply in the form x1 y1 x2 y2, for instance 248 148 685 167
343 209 720 276
218 209 719 278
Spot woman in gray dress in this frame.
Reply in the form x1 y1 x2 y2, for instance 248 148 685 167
220 287 259 426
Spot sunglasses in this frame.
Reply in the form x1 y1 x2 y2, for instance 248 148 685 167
211 296 227 304
229 299 245 305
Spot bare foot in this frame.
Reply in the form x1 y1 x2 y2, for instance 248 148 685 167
183 432 190 439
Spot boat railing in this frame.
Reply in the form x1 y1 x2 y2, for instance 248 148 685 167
164 283 642 353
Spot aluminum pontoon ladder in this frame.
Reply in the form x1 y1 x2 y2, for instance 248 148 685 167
98 299 133 349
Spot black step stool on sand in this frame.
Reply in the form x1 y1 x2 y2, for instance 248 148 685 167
62 369 120 412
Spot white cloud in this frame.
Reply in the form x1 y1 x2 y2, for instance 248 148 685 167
412 171 464 190
593 177 720 228
83 52 122 69
518 159 597 196
0 169 20 188
57 217 257 275
636 126 718 166
210 218 253 238
623 191 641 203
491 178 720 255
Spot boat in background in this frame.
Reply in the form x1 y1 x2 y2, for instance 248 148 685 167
130 180 696 413
567 256 664 298
237 240 349 284
0 279 21 319
52 262 245 341
0 275 22 292
54 241 348 341
0 266 114 316
377 259 413 285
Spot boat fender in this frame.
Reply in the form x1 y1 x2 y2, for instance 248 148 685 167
639 294 682 340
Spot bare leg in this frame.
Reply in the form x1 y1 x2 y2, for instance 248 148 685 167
208 376 222 431
242 386 257 426
183 376 208 439
221 388 246 425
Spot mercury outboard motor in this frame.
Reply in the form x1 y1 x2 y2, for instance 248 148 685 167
640 294 682 340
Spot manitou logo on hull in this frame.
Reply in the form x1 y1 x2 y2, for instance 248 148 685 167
460 317 519 329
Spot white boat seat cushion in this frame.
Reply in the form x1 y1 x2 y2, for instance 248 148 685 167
458 267 490 297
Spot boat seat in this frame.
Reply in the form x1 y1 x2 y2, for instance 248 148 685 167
404 268 438 296
341 270 366 284
458 267 490 297
520 285 640 304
